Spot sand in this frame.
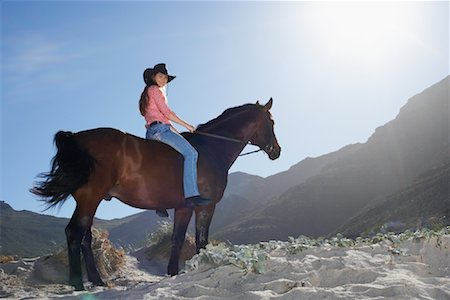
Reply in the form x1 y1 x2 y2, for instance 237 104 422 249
1 229 449 299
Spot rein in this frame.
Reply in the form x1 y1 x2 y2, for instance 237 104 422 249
238 148 264 156
193 131 263 157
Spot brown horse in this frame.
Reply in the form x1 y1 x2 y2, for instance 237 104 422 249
31 98 280 290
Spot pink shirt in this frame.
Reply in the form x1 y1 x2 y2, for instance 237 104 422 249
144 85 174 126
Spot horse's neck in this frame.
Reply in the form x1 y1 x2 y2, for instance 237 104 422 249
202 108 255 138
201 109 257 170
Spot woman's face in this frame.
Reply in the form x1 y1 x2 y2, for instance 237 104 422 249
152 72 168 87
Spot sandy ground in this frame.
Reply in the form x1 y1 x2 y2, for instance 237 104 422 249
1 231 449 300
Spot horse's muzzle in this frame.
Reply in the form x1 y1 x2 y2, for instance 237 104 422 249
266 145 281 160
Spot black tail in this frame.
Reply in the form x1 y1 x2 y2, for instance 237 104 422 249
30 131 96 210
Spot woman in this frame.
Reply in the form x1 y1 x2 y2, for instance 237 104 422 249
139 63 211 207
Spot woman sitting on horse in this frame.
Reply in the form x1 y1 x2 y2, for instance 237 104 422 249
139 63 211 207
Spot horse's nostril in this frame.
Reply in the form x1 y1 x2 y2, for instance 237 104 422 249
266 145 274 152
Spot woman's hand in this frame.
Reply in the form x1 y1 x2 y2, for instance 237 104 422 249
185 124 195 132
169 112 195 132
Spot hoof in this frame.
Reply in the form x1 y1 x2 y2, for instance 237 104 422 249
70 278 84 291
93 280 106 287
72 284 85 291
167 267 179 277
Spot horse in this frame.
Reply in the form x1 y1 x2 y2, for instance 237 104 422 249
31 98 281 290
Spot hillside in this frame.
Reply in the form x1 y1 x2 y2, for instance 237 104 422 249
210 143 364 232
214 76 449 243
104 211 162 250
0 201 152 257
0 201 68 257
337 163 450 237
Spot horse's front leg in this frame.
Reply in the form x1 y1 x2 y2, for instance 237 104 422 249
167 206 194 276
194 204 216 253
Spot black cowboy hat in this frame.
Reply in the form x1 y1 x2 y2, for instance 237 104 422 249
143 63 176 85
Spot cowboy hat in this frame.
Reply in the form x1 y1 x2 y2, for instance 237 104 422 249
143 63 176 85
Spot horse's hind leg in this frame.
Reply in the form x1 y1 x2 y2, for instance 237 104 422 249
65 207 87 290
194 205 216 252
65 197 102 290
81 227 105 286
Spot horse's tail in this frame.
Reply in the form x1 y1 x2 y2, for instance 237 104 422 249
30 131 96 210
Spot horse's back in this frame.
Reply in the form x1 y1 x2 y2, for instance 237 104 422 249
73 127 182 173
75 127 127 143
72 127 227 207
75 128 185 208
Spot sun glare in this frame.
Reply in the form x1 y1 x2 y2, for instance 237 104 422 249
304 2 418 69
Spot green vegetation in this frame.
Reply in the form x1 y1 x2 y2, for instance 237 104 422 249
187 226 450 275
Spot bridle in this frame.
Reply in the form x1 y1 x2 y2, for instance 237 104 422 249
192 106 275 157
193 131 266 157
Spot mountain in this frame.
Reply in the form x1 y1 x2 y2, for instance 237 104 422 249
224 144 364 206
210 143 364 232
222 172 264 198
102 211 162 250
0 200 156 257
211 173 263 231
213 76 449 243
0 201 68 257
337 162 450 237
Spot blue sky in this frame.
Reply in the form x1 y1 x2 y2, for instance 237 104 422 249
1 1 448 220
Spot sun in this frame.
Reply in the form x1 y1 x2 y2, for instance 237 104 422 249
304 2 418 69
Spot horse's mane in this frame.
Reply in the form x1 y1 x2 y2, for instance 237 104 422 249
196 103 258 132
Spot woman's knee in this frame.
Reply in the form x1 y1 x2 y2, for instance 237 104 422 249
184 145 198 161
158 130 197 160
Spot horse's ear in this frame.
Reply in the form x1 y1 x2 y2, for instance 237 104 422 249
263 98 273 111
256 100 260 106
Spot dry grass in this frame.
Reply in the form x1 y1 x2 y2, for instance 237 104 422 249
29 227 126 284
0 255 17 264
89 228 126 277
144 222 197 263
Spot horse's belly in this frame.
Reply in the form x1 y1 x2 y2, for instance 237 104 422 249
109 180 185 210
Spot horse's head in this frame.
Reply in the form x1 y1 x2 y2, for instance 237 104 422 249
250 98 281 160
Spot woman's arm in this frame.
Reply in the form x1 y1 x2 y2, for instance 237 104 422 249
149 86 195 132
168 112 195 132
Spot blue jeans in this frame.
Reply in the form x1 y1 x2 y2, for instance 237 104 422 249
146 123 200 198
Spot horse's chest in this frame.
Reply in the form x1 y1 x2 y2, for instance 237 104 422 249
197 168 227 201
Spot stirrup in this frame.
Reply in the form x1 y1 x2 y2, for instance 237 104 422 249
185 195 212 206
